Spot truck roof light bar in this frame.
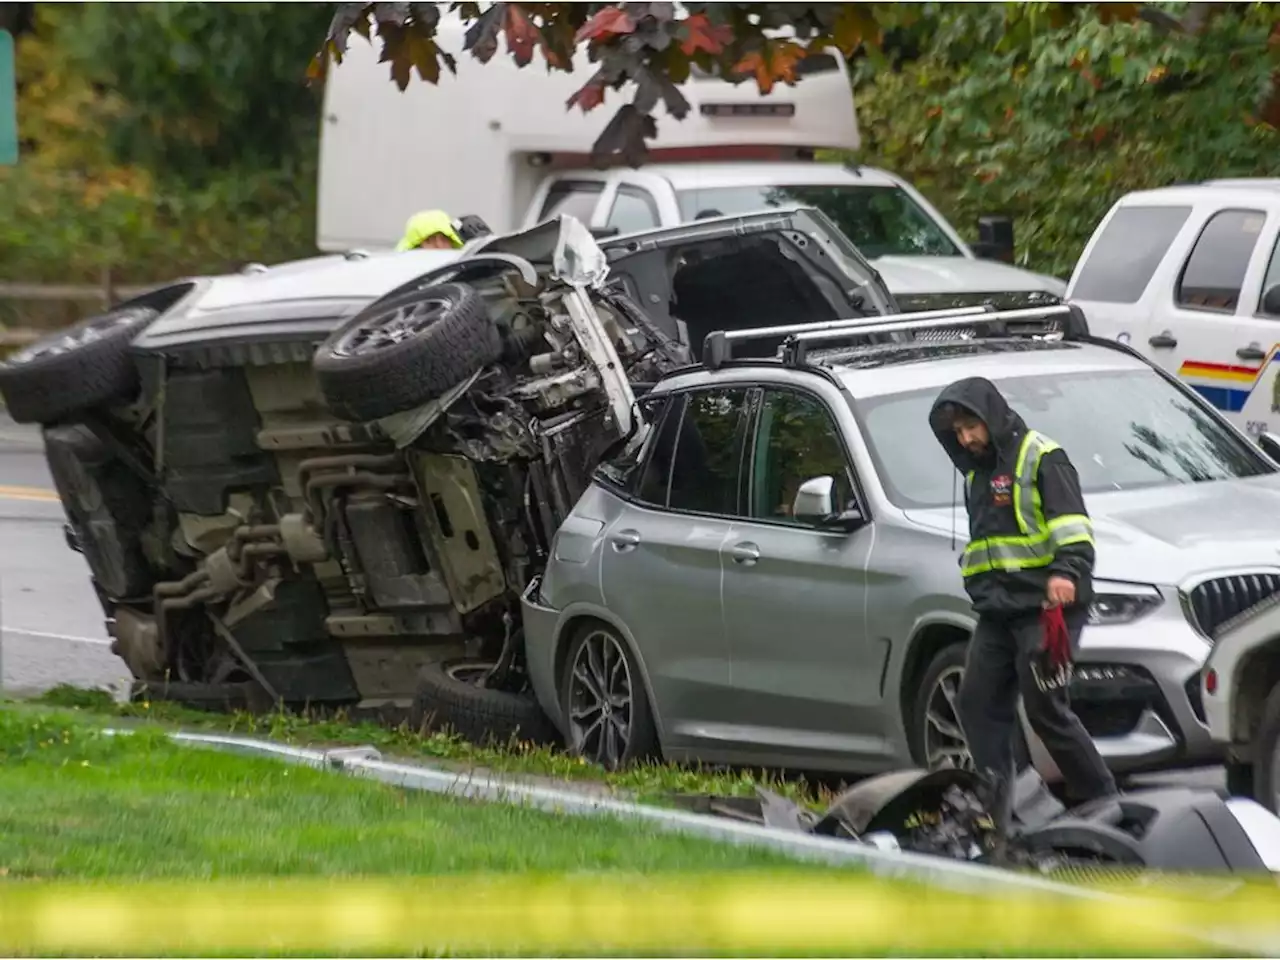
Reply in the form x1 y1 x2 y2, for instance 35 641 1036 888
701 305 994 370
782 304 1083 367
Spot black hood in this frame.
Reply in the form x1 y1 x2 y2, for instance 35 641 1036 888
928 376 1027 473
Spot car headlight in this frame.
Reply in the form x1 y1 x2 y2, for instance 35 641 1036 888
1087 581 1163 626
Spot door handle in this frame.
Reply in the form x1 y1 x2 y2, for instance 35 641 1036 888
610 529 640 552
1237 344 1266 361
1148 332 1178 348
729 542 761 565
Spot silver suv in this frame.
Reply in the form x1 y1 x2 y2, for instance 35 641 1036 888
522 306 1280 779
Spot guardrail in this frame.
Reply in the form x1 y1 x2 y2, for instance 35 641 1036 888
0 274 156 358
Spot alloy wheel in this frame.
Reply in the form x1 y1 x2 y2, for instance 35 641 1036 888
567 630 634 769
332 299 451 357
8 310 142 366
924 664 974 770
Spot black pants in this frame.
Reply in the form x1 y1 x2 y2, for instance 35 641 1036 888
957 606 1118 803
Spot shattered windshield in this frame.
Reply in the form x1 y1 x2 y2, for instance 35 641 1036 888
674 184 962 259
852 367 1273 510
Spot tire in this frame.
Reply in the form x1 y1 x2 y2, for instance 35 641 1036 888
910 642 1032 774
312 283 502 422
1251 681 1280 813
0 305 158 425
559 622 659 771
410 657 557 747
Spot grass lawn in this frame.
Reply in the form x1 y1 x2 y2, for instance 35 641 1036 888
0 706 1247 958
0 707 811 879
31 684 832 808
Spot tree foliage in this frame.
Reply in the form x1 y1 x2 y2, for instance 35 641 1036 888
0 4 319 317
310 1 1270 166
852 1 1280 277
60 1 331 180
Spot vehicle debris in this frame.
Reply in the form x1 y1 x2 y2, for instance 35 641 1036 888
671 766 1280 877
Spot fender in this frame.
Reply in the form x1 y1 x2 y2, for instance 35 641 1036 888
549 600 670 745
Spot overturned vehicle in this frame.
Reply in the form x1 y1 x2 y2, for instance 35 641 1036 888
684 765 1280 877
0 209 896 735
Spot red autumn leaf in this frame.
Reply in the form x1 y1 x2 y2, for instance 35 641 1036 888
567 79 606 113
575 6 635 44
679 13 732 56
503 4 541 67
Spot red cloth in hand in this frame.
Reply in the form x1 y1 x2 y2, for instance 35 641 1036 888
1040 605 1072 669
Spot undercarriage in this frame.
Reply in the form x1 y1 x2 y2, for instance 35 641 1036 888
8 221 685 736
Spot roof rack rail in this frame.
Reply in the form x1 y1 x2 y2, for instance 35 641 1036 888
781 303 1084 366
701 305 995 371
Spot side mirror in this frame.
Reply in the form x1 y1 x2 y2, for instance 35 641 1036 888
792 476 864 532
972 215 1015 264
1262 284 1280 317
1259 431 1280 464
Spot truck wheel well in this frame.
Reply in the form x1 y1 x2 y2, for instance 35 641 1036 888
900 623 970 723
1232 639 1280 746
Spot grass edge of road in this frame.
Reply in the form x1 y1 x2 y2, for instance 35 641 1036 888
23 684 832 808
0 708 1246 959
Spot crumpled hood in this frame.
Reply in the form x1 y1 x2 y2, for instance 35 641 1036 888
872 255 1067 297
902 474 1280 587
927 376 1027 473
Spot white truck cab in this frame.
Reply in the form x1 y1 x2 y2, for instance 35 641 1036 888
317 10 1064 305
1068 181 1280 440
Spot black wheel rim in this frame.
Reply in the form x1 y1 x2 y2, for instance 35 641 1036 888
567 630 633 769
8 311 139 366
924 664 974 770
332 298 451 358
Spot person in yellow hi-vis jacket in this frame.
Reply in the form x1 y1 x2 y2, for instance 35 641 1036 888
395 209 464 251
928 376 1118 814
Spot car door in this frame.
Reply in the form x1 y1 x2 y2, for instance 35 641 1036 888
1228 215 1280 438
595 206 899 353
718 381 885 770
597 384 753 755
1142 205 1279 433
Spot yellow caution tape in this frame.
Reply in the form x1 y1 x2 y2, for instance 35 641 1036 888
1 872 1278 955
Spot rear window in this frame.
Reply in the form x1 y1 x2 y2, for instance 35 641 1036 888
538 181 603 223
1071 205 1192 304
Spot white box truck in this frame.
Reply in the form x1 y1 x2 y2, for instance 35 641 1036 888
317 11 1066 308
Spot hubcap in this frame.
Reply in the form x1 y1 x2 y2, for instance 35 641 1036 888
567 630 633 769
8 310 140 366
332 298 450 357
924 664 974 771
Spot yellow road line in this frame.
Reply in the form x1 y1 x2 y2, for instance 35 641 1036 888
0 485 60 503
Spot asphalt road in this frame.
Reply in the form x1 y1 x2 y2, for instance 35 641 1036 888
0 413 1226 790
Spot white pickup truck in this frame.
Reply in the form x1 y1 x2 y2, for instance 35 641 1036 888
1068 180 1280 447
317 10 1065 309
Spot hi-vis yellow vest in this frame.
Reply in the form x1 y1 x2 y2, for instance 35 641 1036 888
961 430 1094 580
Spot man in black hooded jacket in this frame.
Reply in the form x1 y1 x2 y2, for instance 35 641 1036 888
929 376 1117 805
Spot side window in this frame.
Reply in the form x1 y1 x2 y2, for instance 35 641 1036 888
667 387 752 516
596 394 672 494
634 395 685 506
1071 205 1192 304
1258 231 1280 317
1176 208 1267 313
538 181 604 223
605 186 660 234
749 389 855 524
